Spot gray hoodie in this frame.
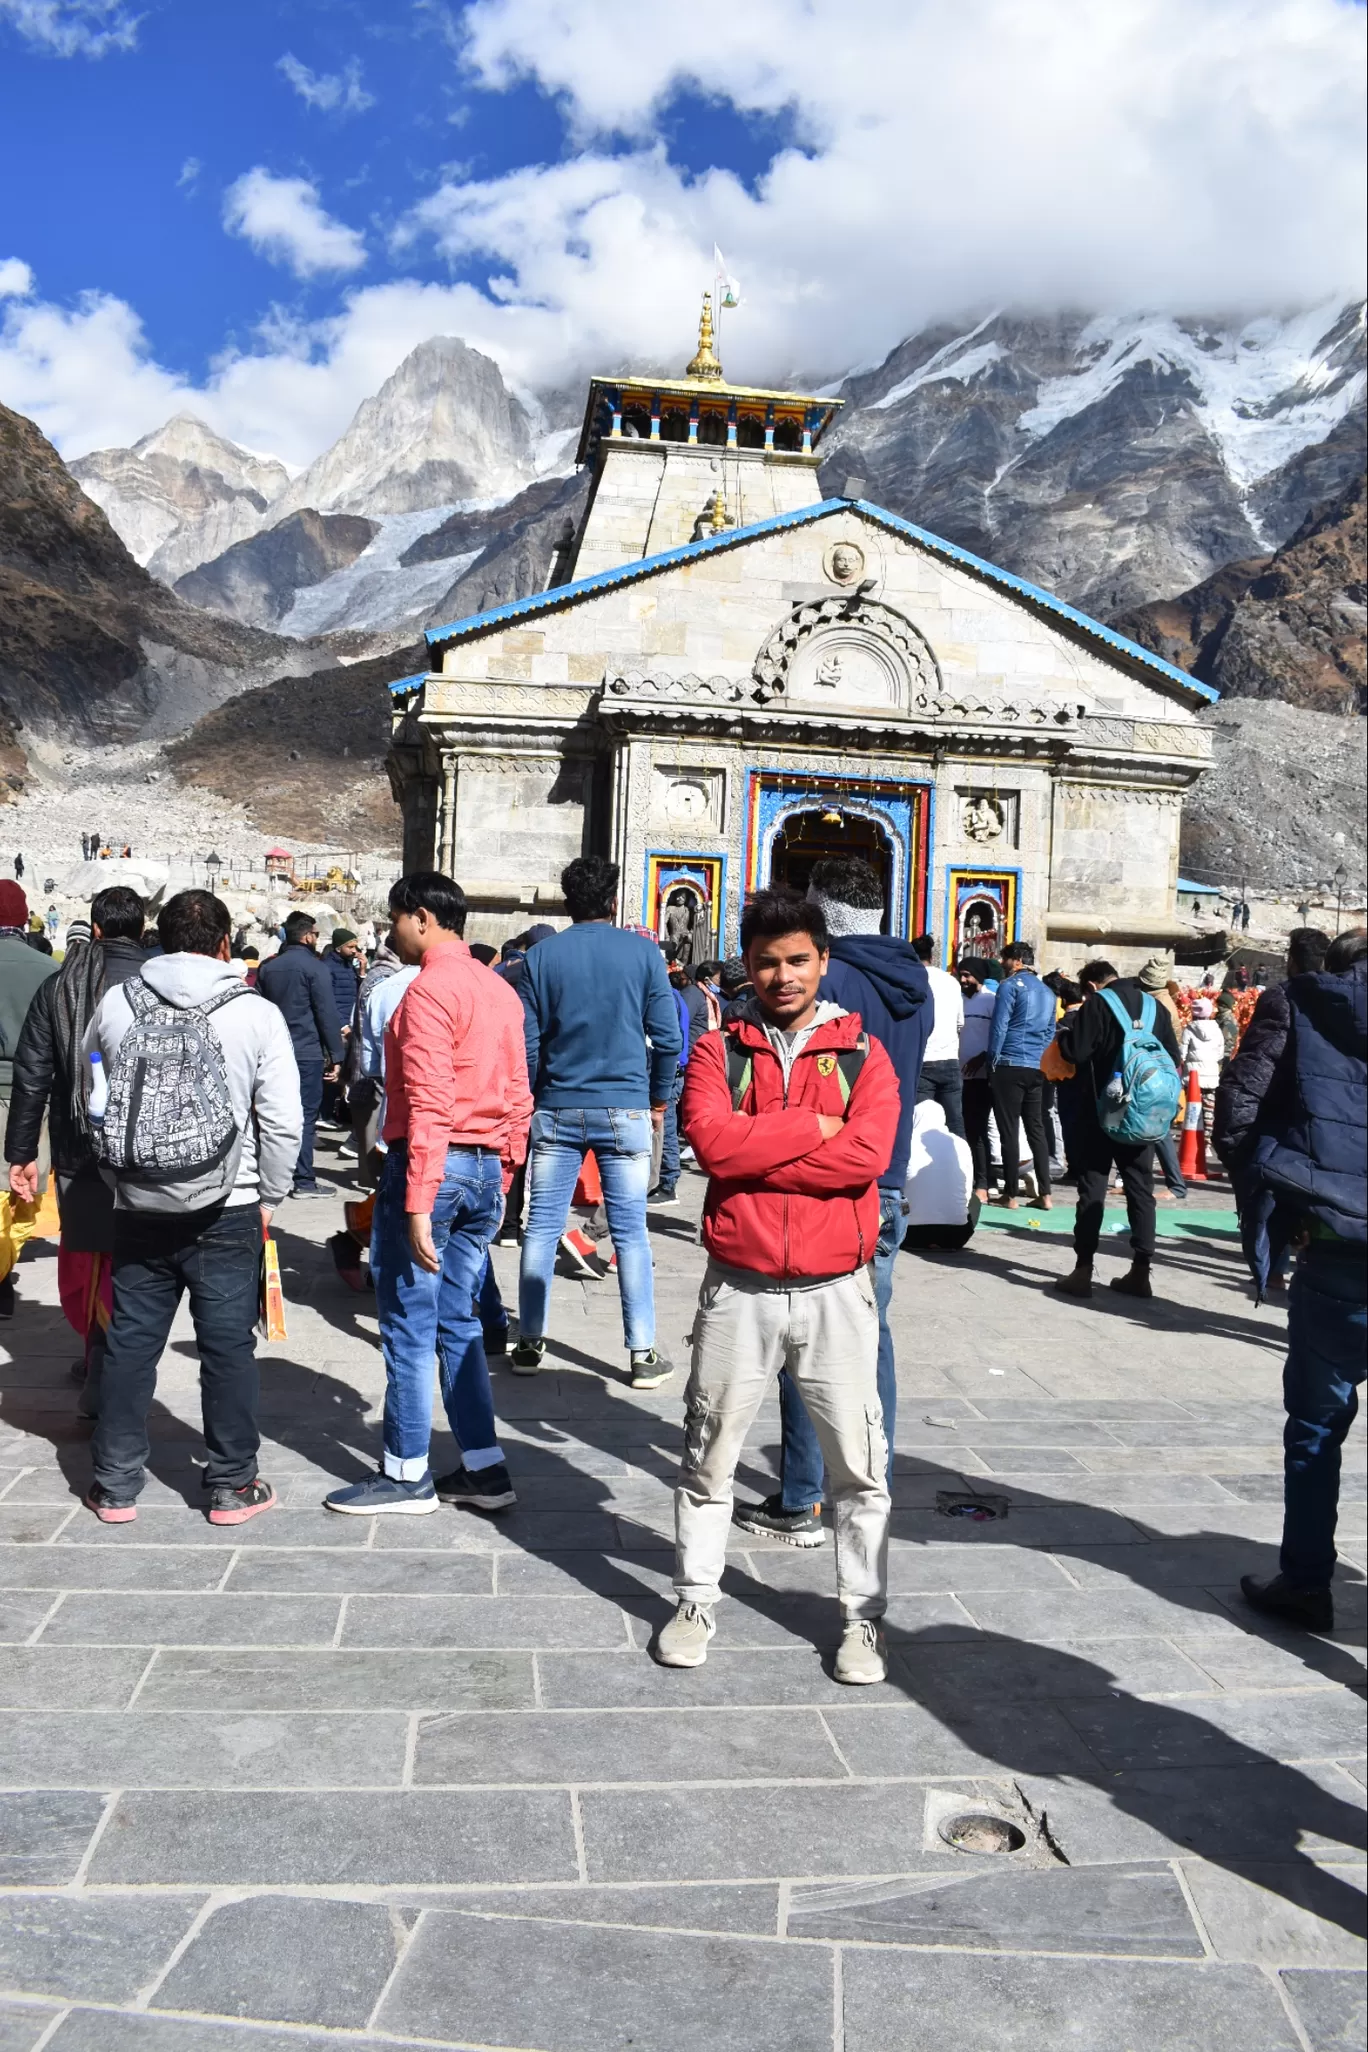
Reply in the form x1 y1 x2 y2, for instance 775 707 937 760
85 954 303 1211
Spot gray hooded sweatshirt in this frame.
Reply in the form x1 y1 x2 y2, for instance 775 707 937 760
85 954 303 1212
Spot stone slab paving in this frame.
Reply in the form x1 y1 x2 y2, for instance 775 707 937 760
0 1139 1363 2051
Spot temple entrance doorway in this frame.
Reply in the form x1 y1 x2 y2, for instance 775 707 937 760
767 809 892 928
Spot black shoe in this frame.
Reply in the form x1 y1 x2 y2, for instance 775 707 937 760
292 1179 337 1199
483 1326 509 1359
508 1337 545 1376
731 1491 826 1548
208 1478 277 1526
629 1348 674 1389
1054 1264 1093 1299
1240 1572 1334 1633
647 1186 679 1207
434 1464 517 1511
0 1275 14 1320
1110 1261 1154 1299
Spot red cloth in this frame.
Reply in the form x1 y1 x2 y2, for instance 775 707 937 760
574 1150 602 1208
680 1011 899 1280
382 939 534 1214
58 1244 111 1340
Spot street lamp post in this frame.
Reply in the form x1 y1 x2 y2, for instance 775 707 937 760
205 851 222 894
1333 863 1347 935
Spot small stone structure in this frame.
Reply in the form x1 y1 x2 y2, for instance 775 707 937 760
387 301 1215 966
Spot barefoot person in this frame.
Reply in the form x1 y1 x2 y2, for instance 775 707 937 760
654 889 898 1684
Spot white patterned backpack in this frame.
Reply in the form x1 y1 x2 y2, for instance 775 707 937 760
100 977 249 1208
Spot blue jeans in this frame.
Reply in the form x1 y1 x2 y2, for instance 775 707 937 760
1280 1242 1367 1589
519 1107 655 1350
95 1202 262 1498
477 1254 507 1341
294 1059 324 1189
372 1142 505 1480
1154 1132 1186 1195
656 1069 686 1193
779 1187 903 1509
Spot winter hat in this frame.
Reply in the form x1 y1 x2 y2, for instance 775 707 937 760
1138 956 1175 990
807 885 881 938
0 881 27 928
719 955 750 997
525 923 556 947
331 928 358 947
1192 997 1215 1018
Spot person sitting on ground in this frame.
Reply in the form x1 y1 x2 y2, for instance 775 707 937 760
81 890 301 1524
1231 927 1365 1633
1053 958 1182 1301
657 888 898 1683
957 958 998 1203
255 911 345 1197
324 873 531 1517
733 854 927 1548
902 1100 979 1251
988 940 1056 1209
515 856 681 1389
910 933 965 1138
4 886 149 1406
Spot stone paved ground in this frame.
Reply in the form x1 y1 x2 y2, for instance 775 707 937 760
1 1139 1364 2052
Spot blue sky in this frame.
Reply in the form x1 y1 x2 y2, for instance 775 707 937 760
1 0 1362 466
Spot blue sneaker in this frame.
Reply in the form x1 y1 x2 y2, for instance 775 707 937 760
324 1470 439 1516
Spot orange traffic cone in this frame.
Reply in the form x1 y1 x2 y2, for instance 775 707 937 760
1177 1066 1208 1182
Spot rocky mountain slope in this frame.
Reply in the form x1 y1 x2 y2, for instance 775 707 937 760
0 400 330 770
1182 699 1366 891
822 302 1365 618
174 510 378 630
1115 471 1366 713
70 413 289 580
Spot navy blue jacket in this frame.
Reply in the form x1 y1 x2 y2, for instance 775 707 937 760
521 921 681 1107
820 936 930 1191
322 947 361 1031
989 969 1057 1069
1246 965 1367 1283
256 942 345 1067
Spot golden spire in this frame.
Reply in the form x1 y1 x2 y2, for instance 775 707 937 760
709 486 730 533
686 292 724 381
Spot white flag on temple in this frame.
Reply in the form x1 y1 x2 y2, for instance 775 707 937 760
713 245 741 308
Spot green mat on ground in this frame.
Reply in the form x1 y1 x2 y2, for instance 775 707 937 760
975 1201 1239 1239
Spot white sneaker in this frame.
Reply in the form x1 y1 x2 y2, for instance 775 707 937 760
834 1618 888 1685
653 1600 716 1667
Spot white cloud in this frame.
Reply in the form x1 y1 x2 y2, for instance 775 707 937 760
278 52 374 115
0 0 138 57
177 157 200 193
0 258 34 299
223 168 367 278
1 0 1363 470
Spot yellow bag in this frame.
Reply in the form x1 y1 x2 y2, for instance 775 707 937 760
0 1185 62 1284
259 1232 288 1344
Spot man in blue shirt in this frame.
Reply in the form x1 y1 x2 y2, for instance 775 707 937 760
515 855 682 1389
733 855 930 1547
988 940 1056 1209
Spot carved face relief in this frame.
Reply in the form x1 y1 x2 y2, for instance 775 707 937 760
666 779 710 826
825 541 865 586
962 795 1005 843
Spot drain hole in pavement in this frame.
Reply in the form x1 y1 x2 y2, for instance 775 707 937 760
936 1491 1008 1522
939 1810 1026 1855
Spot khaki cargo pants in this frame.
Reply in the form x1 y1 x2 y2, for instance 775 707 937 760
674 1259 891 1619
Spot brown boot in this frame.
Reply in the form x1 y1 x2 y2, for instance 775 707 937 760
1109 1261 1154 1299
1054 1263 1093 1299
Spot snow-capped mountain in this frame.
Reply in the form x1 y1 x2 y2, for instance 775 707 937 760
821 300 1365 616
69 413 290 577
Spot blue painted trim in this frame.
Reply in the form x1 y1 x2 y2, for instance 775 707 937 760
388 672 427 697
410 494 1218 708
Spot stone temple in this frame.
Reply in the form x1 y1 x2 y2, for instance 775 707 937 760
386 301 1214 967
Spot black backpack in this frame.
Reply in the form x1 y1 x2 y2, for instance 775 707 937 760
725 1032 868 1108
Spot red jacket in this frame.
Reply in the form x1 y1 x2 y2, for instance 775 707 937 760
383 940 534 1213
680 1009 899 1280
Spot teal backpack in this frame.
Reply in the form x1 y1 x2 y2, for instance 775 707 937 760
1096 989 1182 1144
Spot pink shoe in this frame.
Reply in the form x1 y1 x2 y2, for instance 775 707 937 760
207 1478 277 1526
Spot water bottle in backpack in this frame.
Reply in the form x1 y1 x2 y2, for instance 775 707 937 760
1095 989 1182 1145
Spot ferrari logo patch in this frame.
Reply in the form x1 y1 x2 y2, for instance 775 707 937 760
816 1053 837 1076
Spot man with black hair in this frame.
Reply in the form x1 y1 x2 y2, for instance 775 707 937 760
988 940 1056 1208
5 886 148 1393
1227 927 1366 1631
733 855 928 1547
1054 956 1181 1300
515 854 681 1388
658 888 898 1681
81 890 301 1523
256 910 345 1197
326 872 532 1517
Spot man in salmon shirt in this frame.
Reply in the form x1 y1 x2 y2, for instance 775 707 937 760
325 873 532 1518
654 888 900 1683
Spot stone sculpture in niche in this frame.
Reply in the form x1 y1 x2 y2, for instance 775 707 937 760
666 778 710 826
754 597 939 710
962 794 1006 843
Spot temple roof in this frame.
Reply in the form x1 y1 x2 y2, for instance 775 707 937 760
407 496 1218 708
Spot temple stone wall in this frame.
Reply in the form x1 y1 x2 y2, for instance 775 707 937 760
574 442 824 580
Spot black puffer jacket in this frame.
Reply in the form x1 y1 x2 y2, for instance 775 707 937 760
3 939 148 1172
1249 964 1367 1245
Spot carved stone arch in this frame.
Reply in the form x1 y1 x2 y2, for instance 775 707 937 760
752 597 941 711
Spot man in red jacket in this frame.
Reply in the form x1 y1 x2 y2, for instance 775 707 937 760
654 888 900 1684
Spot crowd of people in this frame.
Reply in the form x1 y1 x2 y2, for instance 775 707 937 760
0 857 1363 1663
